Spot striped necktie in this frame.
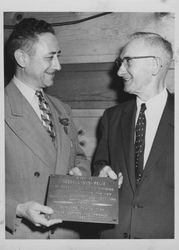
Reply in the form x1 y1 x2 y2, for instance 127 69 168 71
35 90 56 143
135 103 146 185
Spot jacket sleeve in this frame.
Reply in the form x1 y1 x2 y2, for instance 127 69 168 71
92 110 110 176
5 122 22 233
6 198 20 233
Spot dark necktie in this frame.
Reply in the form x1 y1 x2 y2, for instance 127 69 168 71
35 90 56 143
135 103 146 185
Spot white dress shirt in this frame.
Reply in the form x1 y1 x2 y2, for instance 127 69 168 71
135 88 168 167
13 76 43 120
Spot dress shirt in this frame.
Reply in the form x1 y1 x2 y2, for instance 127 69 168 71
135 88 168 167
13 76 43 120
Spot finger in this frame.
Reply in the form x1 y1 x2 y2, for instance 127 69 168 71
30 202 54 215
99 166 111 177
108 169 117 180
69 167 82 176
118 172 123 188
72 167 82 176
35 215 62 227
39 205 54 215
69 169 74 175
118 172 122 178
46 219 63 227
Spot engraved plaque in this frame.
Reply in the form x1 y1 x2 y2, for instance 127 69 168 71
46 175 118 224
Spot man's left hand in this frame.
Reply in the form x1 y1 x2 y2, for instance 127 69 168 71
69 167 82 176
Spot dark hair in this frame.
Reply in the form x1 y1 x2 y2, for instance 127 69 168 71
6 18 55 61
130 32 173 62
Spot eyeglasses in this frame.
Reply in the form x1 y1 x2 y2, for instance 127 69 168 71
115 56 158 69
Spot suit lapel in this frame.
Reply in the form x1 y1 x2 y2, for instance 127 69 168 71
5 82 57 170
121 100 137 192
47 95 72 175
143 93 174 176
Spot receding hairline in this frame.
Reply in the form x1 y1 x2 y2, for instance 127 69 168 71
122 32 173 64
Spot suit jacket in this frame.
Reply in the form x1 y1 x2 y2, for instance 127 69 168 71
93 92 174 239
5 80 91 239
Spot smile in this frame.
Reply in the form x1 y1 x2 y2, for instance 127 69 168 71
46 72 55 76
123 77 131 81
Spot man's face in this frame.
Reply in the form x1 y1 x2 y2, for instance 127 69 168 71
25 32 61 89
117 39 155 96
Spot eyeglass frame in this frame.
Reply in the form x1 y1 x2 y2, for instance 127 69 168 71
115 56 161 69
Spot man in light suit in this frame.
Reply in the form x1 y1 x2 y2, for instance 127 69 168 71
93 32 174 239
5 17 90 239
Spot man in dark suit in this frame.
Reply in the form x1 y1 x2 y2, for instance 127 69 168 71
5 18 90 239
93 32 174 239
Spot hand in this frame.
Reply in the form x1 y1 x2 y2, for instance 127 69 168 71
16 201 62 227
69 167 82 176
99 165 123 188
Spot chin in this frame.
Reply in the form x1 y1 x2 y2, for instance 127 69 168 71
45 80 54 87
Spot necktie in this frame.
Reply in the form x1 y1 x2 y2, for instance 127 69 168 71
135 103 146 185
35 90 56 143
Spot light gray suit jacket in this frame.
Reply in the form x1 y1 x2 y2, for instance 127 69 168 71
5 80 91 239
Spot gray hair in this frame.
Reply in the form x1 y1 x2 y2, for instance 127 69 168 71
129 32 173 64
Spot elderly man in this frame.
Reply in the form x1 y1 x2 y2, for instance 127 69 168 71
5 17 90 239
93 32 174 239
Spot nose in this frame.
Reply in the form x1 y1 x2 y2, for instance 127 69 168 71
53 56 61 71
117 63 126 77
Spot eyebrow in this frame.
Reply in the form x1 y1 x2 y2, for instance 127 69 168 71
49 50 61 55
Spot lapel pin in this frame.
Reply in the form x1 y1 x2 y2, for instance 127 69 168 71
59 117 69 135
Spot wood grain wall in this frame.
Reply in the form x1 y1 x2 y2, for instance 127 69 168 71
4 12 174 64
46 62 174 109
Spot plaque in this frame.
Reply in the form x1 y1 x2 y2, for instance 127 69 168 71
45 175 118 224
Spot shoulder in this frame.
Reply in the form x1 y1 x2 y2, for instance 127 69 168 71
5 80 15 95
104 99 136 118
5 81 20 108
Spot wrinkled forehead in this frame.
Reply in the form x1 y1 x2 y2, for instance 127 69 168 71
121 38 157 57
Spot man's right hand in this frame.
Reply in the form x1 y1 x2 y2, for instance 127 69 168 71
99 165 123 188
16 201 62 227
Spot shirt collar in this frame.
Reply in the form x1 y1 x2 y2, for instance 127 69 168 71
136 88 168 111
13 76 43 103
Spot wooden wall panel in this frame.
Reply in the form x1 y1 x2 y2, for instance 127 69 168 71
72 109 104 161
4 12 174 64
46 62 174 109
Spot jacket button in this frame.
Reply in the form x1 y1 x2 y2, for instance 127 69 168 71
34 171 40 177
79 140 86 147
133 204 143 208
123 232 130 238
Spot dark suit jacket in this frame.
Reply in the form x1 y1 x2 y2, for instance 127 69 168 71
5 80 91 239
93 92 174 239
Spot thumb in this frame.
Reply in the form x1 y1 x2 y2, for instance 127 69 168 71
40 205 54 215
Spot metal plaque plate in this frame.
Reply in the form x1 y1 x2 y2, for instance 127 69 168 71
46 175 118 224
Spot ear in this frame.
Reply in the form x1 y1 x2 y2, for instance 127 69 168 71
152 57 162 76
14 49 29 68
